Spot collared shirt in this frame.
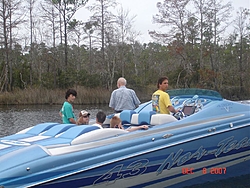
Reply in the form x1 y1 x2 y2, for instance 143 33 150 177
109 86 141 112
152 90 172 114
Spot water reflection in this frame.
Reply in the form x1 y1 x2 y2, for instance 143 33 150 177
0 104 113 137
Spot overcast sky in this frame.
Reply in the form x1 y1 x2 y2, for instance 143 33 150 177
76 0 250 43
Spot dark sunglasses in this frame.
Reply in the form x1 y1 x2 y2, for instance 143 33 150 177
115 125 122 129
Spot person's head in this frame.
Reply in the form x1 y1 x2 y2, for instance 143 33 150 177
77 110 90 125
96 111 106 124
65 89 77 102
157 76 169 91
117 77 127 88
110 116 122 129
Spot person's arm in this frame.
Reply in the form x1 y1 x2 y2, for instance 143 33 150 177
59 111 62 117
69 117 77 124
168 105 178 113
131 90 141 108
109 91 115 109
126 125 148 132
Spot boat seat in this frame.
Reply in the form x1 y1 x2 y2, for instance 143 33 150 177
120 110 136 124
131 114 139 125
138 111 156 125
130 111 156 125
150 114 177 125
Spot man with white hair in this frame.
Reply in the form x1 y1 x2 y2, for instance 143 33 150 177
109 77 141 113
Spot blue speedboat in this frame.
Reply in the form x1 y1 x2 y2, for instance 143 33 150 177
0 88 249 188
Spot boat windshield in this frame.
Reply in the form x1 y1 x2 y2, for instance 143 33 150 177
167 88 223 100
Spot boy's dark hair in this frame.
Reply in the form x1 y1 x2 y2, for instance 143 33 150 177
65 89 77 99
96 111 106 123
157 76 169 88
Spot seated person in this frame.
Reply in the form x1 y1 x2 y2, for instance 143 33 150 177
110 116 148 132
77 110 90 125
92 111 106 129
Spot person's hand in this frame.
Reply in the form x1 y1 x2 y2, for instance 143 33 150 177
140 125 148 130
76 117 83 125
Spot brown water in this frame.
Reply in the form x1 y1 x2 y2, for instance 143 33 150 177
0 104 113 137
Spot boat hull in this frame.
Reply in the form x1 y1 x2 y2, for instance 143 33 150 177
0 89 249 188
1 124 249 188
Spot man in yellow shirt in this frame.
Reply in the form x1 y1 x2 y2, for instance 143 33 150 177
152 76 178 114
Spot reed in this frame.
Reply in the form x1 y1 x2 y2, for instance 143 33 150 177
0 85 153 105
75 86 111 105
0 87 111 105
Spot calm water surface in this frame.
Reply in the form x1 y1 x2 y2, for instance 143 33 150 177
0 104 113 137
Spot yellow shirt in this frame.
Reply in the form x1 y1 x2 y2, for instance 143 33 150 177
152 90 172 114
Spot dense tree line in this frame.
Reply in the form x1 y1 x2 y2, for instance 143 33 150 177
0 0 249 100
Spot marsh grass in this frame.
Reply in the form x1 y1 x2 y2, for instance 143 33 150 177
75 86 111 105
0 86 152 105
0 87 111 105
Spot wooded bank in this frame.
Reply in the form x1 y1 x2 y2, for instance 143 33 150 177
0 0 249 101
